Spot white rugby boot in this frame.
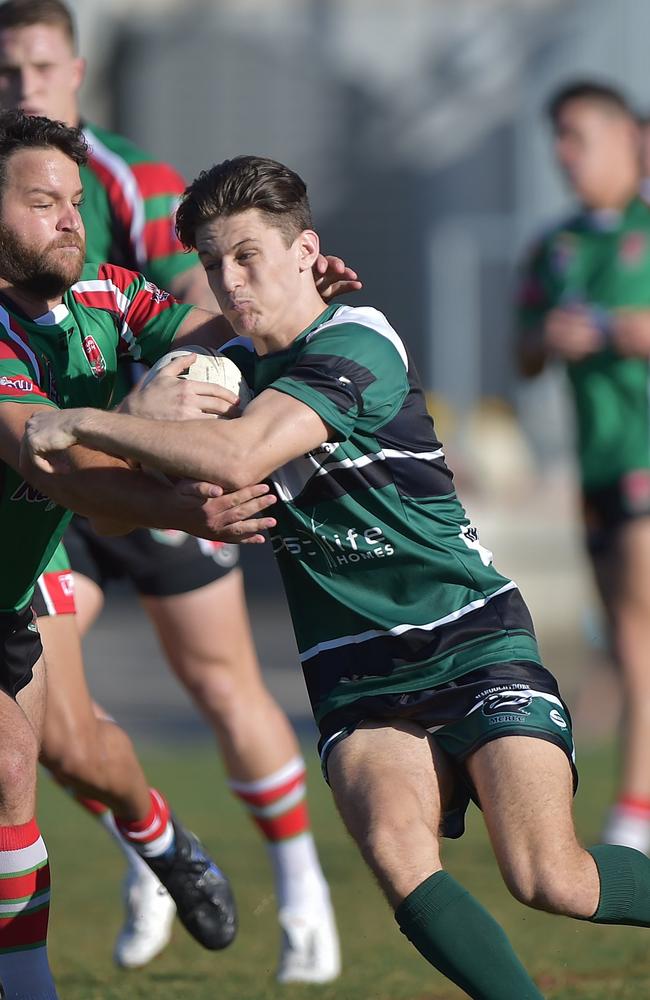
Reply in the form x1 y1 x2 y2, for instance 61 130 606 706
113 861 177 969
276 892 341 984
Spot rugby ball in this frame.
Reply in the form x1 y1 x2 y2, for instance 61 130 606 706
143 345 252 408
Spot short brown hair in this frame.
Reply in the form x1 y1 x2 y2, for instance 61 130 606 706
0 109 87 195
547 80 635 125
176 155 313 250
0 0 76 49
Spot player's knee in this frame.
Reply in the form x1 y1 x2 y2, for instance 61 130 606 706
184 667 245 724
41 727 100 786
504 856 576 914
358 813 437 871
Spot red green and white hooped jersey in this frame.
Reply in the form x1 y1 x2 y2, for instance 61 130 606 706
80 123 198 291
0 261 192 613
223 304 542 726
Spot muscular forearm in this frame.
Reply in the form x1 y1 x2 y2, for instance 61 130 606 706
21 445 197 529
63 409 248 491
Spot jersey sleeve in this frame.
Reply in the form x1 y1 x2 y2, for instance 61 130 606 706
0 339 57 408
270 319 409 441
516 238 555 335
72 262 194 366
129 161 200 290
83 133 199 290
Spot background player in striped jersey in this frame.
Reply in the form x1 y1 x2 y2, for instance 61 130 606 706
517 81 650 856
30 153 650 1000
0 0 347 980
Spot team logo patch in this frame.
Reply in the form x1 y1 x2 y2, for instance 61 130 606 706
82 336 106 378
619 231 647 266
481 691 532 718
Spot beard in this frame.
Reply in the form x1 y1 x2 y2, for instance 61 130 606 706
0 225 85 300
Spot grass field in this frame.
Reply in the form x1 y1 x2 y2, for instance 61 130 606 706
40 740 649 999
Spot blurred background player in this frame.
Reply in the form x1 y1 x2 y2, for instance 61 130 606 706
0 0 341 981
517 80 650 854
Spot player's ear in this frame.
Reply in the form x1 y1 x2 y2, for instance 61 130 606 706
297 229 320 272
72 57 86 93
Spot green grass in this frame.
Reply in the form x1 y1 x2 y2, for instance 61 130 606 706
39 741 649 999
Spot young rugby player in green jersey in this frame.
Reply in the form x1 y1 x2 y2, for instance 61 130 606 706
30 153 650 1000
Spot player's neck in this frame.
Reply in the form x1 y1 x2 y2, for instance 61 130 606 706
253 293 331 355
0 281 64 320
583 176 639 212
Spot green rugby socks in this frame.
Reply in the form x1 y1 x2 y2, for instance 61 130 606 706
588 843 650 925
395 871 543 999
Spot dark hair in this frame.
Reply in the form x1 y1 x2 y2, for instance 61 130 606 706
0 0 76 48
547 80 635 125
176 155 313 250
0 109 87 195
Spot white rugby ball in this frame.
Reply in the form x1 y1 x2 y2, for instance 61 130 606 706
143 345 252 408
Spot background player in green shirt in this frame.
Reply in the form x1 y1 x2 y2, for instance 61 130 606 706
30 153 650 1000
0 0 348 979
517 80 650 856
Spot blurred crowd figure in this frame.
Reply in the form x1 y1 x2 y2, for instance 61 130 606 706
517 79 650 855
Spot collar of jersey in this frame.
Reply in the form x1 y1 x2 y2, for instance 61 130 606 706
0 290 71 329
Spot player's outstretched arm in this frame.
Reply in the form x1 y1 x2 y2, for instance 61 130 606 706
9 400 276 541
24 388 331 492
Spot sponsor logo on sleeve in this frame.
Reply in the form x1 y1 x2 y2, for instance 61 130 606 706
144 281 170 304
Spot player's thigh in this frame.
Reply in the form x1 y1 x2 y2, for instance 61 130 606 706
610 516 650 611
37 614 99 757
327 719 451 854
466 735 579 895
15 654 47 746
141 567 261 686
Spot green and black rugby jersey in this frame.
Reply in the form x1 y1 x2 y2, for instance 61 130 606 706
0 261 192 613
518 197 650 491
224 304 541 725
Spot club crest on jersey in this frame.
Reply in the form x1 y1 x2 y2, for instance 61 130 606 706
619 231 647 266
82 336 106 378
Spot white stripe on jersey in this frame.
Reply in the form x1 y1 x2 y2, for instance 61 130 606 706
306 305 409 370
0 306 42 384
70 278 139 358
82 126 147 270
271 445 445 503
300 580 518 662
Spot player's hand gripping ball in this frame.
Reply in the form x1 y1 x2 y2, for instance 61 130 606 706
141 345 253 408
